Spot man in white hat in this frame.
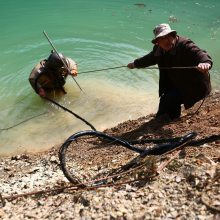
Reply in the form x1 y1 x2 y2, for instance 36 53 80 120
127 23 212 119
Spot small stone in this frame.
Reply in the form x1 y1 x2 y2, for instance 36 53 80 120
4 167 11 171
125 184 132 192
50 156 57 163
175 176 181 183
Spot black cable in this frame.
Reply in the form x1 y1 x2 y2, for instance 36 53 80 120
58 130 197 183
0 96 96 132
188 134 220 146
78 65 196 75
0 111 47 132
44 97 96 131
0 92 32 112
59 130 220 184
78 65 127 74
124 133 220 147
130 136 181 144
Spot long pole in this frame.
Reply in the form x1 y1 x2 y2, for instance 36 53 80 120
43 31 84 93
78 65 196 74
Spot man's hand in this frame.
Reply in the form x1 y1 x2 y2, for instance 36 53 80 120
70 63 78 76
71 68 78 77
38 88 46 97
127 62 135 69
197 63 211 74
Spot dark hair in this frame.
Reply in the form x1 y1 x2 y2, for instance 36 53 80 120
46 51 66 69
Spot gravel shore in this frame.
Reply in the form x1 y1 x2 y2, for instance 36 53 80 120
0 91 219 219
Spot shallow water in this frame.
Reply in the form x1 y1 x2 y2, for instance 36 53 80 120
0 0 220 155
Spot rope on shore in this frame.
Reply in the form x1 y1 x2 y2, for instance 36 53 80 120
0 132 219 207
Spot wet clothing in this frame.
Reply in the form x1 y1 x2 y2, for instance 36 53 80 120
133 36 212 118
29 57 76 94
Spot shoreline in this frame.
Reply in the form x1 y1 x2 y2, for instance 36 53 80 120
0 91 219 219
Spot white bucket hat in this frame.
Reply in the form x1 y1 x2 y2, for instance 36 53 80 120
152 23 177 44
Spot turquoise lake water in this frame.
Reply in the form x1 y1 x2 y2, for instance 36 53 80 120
0 0 220 155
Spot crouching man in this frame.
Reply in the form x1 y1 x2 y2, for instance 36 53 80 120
29 51 77 97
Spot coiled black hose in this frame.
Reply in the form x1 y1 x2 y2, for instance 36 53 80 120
59 130 197 183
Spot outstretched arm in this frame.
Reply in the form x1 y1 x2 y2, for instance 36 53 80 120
127 46 158 69
65 57 78 76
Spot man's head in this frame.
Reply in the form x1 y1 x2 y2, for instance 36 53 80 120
152 23 177 51
46 51 67 69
